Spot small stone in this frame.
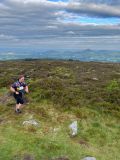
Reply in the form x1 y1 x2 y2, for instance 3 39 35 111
51 157 69 160
92 77 98 81
82 157 96 160
53 127 60 132
23 154 35 160
23 120 39 126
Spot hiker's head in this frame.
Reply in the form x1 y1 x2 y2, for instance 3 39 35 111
18 75 25 82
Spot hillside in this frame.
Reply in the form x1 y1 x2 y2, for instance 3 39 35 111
0 59 120 160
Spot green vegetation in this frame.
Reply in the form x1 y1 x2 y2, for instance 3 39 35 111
0 60 120 160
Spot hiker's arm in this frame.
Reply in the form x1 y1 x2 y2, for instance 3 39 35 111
10 87 15 93
25 85 29 93
10 86 16 93
10 87 19 94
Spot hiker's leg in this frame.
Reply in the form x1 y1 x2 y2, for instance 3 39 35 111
15 103 22 110
20 104 25 109
17 97 24 110
17 94 24 107
14 93 24 113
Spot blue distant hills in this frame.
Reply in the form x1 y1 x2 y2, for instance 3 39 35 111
0 49 120 62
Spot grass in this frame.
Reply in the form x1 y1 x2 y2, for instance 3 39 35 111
0 102 120 160
0 59 120 160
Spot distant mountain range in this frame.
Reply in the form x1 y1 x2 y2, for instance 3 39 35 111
0 49 120 62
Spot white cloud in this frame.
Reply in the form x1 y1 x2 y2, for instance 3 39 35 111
67 2 120 18
0 34 19 41
0 0 120 50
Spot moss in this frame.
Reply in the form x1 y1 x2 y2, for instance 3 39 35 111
106 80 120 92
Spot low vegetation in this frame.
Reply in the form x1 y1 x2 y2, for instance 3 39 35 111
0 59 120 160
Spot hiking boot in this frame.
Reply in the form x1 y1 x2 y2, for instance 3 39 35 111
15 109 22 114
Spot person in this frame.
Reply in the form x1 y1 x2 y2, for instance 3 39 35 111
10 75 29 113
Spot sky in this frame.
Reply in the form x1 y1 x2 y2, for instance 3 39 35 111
0 0 120 50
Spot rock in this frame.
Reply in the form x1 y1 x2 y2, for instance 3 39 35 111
82 157 96 160
23 120 39 126
51 157 69 160
23 154 35 160
69 121 78 136
92 77 99 81
53 127 60 133
13 154 35 160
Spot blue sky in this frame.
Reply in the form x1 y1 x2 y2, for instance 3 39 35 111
0 0 120 51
